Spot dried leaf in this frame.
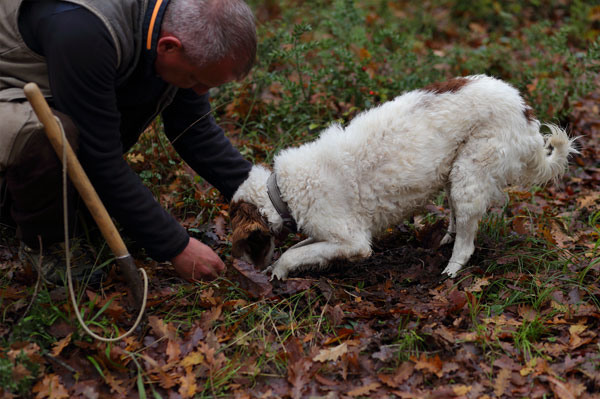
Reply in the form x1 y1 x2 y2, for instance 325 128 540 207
378 362 414 388
576 192 600 209
181 351 205 368
71 380 100 399
32 374 69 399
569 323 594 349
372 345 396 362
512 216 530 235
453 384 472 395
448 290 467 312
279 278 313 295
545 376 584 399
126 153 144 163
148 316 177 341
569 323 587 335
230 259 273 298
413 354 443 376
392 391 426 399
179 366 198 399
213 213 228 241
466 277 491 293
494 368 511 397
348 381 381 397
166 339 181 363
104 372 128 397
0 287 25 300
287 358 311 399
200 304 223 331
51 333 72 357
323 328 354 345
313 343 348 362
8 342 40 360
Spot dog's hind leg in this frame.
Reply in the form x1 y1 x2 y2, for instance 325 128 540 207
440 183 456 246
442 157 494 277
442 212 480 277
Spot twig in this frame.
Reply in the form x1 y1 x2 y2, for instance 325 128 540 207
43 353 78 375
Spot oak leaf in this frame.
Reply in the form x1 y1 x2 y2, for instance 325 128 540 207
166 339 182 363
569 323 594 349
179 366 197 399
378 362 414 388
181 351 205 368
51 333 72 357
412 354 443 376
32 374 69 399
348 381 381 397
466 277 490 293
453 384 472 395
104 372 128 397
287 358 311 399
313 342 348 362
546 376 586 399
494 368 511 397
148 315 177 341
230 259 273 298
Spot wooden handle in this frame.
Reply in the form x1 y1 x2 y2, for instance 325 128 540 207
23 82 130 258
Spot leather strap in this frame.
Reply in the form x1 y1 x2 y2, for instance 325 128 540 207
267 173 297 233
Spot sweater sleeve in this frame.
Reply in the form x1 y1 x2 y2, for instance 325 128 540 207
162 89 252 200
32 7 190 261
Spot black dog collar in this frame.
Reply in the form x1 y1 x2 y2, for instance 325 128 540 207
267 173 298 233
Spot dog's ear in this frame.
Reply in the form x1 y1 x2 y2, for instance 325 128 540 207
230 200 273 268
232 228 273 268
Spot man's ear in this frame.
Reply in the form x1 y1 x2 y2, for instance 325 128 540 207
157 35 183 54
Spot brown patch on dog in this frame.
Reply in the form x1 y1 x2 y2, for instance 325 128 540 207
229 200 273 268
523 106 536 123
424 77 470 94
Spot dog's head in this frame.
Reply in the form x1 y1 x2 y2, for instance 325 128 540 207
229 200 275 269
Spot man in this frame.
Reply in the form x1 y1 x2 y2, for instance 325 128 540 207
0 0 257 282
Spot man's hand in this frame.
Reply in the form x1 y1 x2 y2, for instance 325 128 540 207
171 237 226 281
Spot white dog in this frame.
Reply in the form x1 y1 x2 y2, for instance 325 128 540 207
230 75 576 280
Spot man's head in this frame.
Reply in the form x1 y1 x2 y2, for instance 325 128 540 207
156 0 257 94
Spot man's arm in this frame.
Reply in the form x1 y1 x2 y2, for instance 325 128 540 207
29 6 191 262
162 89 252 201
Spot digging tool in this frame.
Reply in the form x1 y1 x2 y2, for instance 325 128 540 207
23 82 145 311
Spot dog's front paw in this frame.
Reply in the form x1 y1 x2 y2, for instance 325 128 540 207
442 262 462 278
263 262 289 281
263 264 273 274
270 264 290 280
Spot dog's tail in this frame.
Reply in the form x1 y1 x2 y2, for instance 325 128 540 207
523 124 578 186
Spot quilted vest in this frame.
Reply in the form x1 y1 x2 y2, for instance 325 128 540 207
0 0 148 101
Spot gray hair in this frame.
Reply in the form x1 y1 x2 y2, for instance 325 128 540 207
162 0 257 77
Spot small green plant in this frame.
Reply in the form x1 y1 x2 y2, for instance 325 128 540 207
0 350 41 396
514 317 548 361
392 317 426 362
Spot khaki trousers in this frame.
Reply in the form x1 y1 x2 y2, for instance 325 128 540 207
0 100 81 248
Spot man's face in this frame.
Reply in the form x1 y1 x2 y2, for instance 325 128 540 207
155 36 238 95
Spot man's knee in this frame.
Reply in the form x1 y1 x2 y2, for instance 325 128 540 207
0 101 79 170
0 101 80 246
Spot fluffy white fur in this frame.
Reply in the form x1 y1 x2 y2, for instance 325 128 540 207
231 75 576 279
